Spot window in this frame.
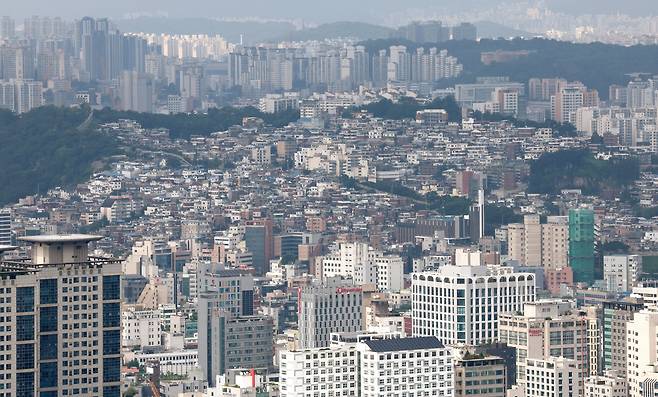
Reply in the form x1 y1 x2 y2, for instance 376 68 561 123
102 303 120 328
40 335 58 360
16 287 35 312
103 330 120 355
102 276 120 301
17 343 35 370
17 372 34 397
17 315 35 341
40 307 57 333
103 386 120 396
40 362 57 388
39 279 57 305
102 358 120 382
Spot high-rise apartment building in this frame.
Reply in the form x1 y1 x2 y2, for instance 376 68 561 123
298 279 363 348
119 70 153 113
0 235 122 397
569 209 596 284
0 16 15 39
412 263 536 346
0 209 10 246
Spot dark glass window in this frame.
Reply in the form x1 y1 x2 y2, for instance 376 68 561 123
103 330 120 355
17 372 35 397
103 276 120 300
39 279 58 304
17 286 35 312
102 303 120 328
17 315 35 341
102 386 120 397
102 357 120 382
40 392 58 397
17 343 35 370
40 307 58 333
40 362 57 388
40 334 58 360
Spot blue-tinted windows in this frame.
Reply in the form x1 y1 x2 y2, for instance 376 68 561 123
40 306 58 333
40 362 57 388
102 303 120 327
17 372 35 397
17 343 35 370
102 357 120 382
103 275 120 300
40 334 58 360
17 286 35 312
17 315 35 341
102 385 121 397
103 330 120 355
39 279 57 304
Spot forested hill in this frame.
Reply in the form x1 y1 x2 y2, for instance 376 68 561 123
0 105 300 205
0 106 119 205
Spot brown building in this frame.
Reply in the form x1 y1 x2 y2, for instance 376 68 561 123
454 351 507 397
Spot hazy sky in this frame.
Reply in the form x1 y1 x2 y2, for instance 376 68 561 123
6 0 657 22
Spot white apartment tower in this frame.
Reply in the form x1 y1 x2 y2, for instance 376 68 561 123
0 235 122 397
604 255 642 294
412 263 536 346
627 308 658 397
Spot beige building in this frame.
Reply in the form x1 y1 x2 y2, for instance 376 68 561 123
499 300 588 393
584 371 626 397
526 357 581 397
507 215 568 269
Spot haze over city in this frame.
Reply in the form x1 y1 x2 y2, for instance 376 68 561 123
0 1 658 397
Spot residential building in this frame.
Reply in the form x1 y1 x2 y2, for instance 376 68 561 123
0 208 10 245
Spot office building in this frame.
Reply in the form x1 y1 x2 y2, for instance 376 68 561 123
627 308 658 397
244 219 273 276
298 279 363 348
358 336 454 397
507 215 568 269
454 349 506 397
0 209 10 245
525 357 581 397
0 234 122 396
603 255 642 293
198 295 273 386
411 263 536 346
499 300 588 392
569 209 596 284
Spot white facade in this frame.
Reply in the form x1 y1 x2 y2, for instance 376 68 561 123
604 255 642 293
135 350 199 376
122 307 162 349
412 264 536 346
0 208 10 245
279 345 359 397
584 371 626 397
526 357 581 397
358 337 454 397
627 308 658 397
320 242 404 292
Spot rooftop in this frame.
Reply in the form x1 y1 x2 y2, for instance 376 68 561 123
363 336 443 352
0 245 17 253
19 234 104 244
